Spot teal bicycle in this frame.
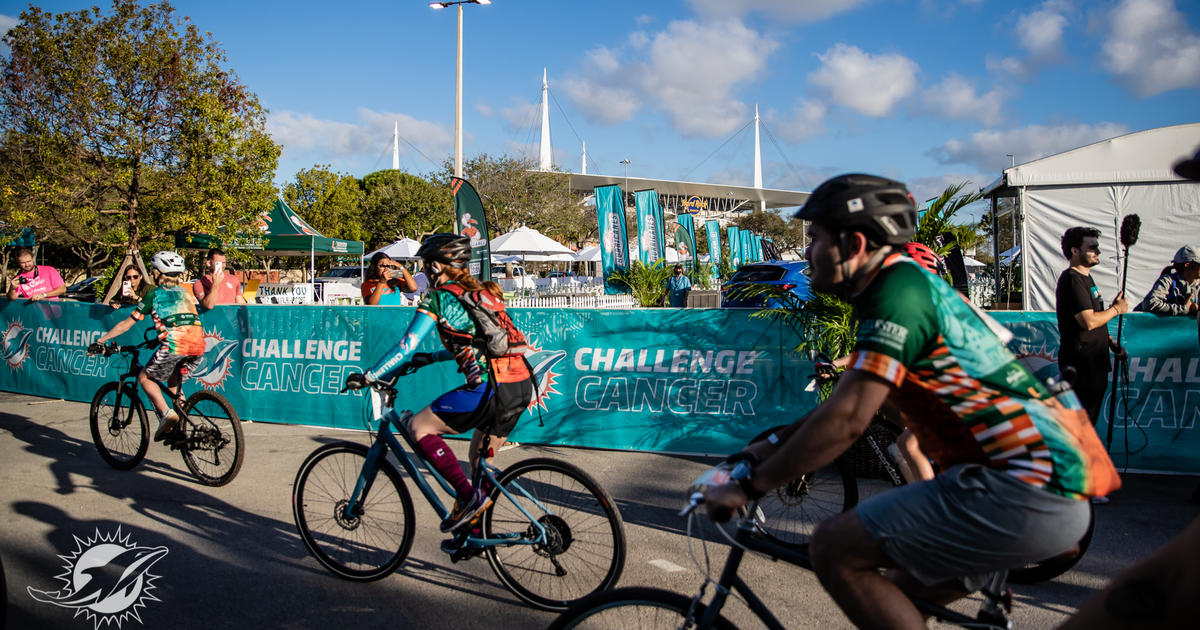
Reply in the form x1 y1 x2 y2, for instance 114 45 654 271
291 373 627 611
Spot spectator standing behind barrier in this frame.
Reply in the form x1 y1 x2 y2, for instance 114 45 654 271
362 252 417 305
1134 245 1200 317
7 248 65 301
192 249 245 309
665 263 691 307
108 265 154 308
1055 227 1129 426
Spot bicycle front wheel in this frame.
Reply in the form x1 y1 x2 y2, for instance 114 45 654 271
743 426 857 550
179 391 245 486
292 442 416 581
548 586 737 630
89 382 148 470
484 457 627 611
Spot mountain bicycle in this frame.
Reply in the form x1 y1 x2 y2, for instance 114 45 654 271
291 372 627 612
745 365 1094 584
89 336 244 486
548 461 1015 630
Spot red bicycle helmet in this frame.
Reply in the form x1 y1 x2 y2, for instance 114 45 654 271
902 242 944 275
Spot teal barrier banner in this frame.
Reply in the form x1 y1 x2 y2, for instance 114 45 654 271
634 189 665 264
2 299 1197 471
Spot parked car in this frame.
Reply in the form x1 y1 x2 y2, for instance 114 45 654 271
64 276 103 302
721 261 811 308
315 266 366 287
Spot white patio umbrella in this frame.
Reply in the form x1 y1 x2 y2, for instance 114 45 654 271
961 255 986 268
490 225 573 256
574 246 601 262
364 238 421 260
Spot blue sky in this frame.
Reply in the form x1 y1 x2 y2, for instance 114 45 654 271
3 0 1199 213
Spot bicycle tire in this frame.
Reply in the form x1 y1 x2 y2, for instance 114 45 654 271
483 457 627 612
89 382 148 470
1008 503 1095 584
743 425 857 549
179 391 245 486
548 586 738 630
292 441 416 581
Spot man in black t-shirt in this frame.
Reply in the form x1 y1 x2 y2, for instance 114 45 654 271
1055 226 1128 425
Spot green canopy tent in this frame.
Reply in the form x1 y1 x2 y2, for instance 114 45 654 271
175 199 364 283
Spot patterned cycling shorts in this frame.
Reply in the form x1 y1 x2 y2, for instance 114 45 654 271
143 343 202 384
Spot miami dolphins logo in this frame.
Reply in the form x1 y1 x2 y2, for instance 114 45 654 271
523 335 566 411
191 330 239 391
3 320 33 370
27 527 168 629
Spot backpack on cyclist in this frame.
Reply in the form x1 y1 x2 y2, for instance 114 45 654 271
437 282 528 358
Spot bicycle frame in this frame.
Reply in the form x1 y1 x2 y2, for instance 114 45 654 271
342 400 554 551
107 342 186 419
688 502 1010 630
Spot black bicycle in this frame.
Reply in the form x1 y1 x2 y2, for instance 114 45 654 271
89 336 244 486
745 366 1094 585
548 461 1015 630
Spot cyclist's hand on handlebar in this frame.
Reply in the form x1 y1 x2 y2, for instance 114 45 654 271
703 483 748 523
342 372 373 392
87 341 106 356
811 360 838 382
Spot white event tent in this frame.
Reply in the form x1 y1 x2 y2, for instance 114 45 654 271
982 123 1200 311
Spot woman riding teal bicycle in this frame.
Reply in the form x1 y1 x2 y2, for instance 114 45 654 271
344 233 534 537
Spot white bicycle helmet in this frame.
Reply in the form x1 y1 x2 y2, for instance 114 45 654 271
150 250 186 275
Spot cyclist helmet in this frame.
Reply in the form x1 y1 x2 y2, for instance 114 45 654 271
417 233 472 269
150 251 186 275
794 173 918 247
902 242 945 275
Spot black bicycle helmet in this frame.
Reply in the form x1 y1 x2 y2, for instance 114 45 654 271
794 173 918 246
417 233 472 268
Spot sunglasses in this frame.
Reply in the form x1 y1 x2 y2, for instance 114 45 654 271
124 274 141 280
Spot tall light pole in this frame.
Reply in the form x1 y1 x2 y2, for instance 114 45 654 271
430 0 491 178
620 159 631 208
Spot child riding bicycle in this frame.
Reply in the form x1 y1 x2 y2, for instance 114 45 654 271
89 251 205 442
343 233 535 541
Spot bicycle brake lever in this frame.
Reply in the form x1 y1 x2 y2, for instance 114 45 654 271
679 492 704 517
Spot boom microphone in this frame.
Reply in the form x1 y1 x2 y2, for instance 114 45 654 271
1119 214 1141 248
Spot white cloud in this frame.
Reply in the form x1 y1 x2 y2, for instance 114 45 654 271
989 1 1072 79
687 0 872 22
922 74 1004 125
564 18 778 137
808 44 919 117
499 98 538 130
1 14 19 56
267 108 449 166
1101 0 1200 97
771 99 827 143
907 173 989 213
475 103 493 118
929 122 1129 173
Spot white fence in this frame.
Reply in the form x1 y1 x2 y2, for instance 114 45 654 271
507 293 637 309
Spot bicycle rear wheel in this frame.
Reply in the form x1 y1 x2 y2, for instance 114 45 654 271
292 441 416 581
89 382 148 470
484 457 627 611
548 586 737 630
179 391 245 486
743 426 857 549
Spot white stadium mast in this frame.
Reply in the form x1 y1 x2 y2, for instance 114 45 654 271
539 68 552 171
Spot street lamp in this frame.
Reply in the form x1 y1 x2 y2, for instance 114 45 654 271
430 0 492 178
620 159 631 208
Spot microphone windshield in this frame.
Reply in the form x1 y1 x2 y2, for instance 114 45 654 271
1120 214 1141 248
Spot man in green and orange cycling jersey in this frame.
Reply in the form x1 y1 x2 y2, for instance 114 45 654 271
704 174 1120 630
90 251 206 441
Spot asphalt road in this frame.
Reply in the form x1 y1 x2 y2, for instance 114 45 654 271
1 391 1196 630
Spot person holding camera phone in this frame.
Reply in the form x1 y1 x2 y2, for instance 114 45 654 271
362 252 417 306
108 264 154 308
7 248 65 302
192 248 245 310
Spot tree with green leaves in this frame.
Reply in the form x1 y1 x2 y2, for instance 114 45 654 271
913 181 985 255
359 169 450 249
282 165 366 242
0 0 279 287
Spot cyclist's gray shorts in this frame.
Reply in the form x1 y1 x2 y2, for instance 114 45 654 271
144 344 202 384
856 463 1090 591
